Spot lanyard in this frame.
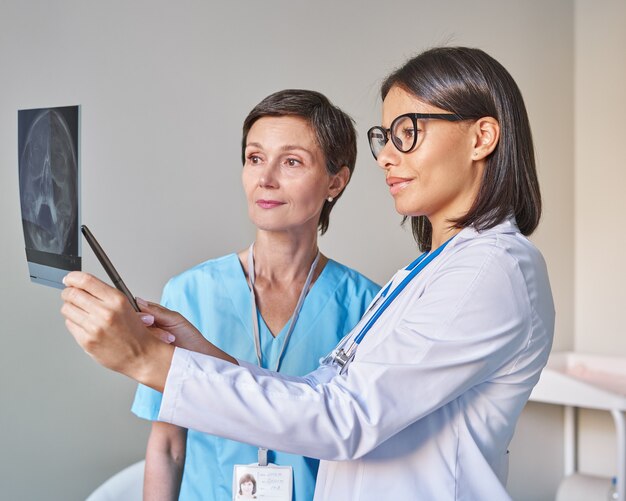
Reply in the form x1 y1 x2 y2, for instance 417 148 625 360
332 236 454 370
247 243 320 372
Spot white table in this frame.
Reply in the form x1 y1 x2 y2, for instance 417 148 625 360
530 352 626 500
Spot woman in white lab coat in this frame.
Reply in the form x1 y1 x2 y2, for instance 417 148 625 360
61 46 555 500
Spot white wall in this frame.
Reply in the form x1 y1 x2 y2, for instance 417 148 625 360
0 1 574 499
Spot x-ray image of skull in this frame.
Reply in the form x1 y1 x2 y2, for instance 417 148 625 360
19 109 78 255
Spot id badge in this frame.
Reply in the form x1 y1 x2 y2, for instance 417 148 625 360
233 463 293 501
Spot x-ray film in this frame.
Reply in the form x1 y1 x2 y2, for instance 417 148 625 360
18 105 81 289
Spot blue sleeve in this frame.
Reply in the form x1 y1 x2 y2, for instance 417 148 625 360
131 384 163 421
130 280 175 421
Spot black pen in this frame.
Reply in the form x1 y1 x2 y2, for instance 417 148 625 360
80 225 140 312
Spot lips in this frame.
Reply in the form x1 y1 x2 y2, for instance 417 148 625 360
386 176 413 195
256 199 286 209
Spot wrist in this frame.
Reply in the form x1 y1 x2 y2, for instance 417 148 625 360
133 339 175 393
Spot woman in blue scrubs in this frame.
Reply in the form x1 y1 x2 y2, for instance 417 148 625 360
131 89 379 500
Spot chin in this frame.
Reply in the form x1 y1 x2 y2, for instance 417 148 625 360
253 223 287 232
249 215 283 230
394 203 420 217
252 219 299 233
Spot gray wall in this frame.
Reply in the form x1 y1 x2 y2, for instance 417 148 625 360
0 1 576 500
573 0 626 481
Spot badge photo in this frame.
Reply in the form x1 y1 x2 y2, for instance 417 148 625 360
233 464 293 501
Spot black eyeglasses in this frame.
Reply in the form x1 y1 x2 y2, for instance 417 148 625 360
367 113 471 160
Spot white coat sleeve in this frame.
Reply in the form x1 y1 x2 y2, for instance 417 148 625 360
158 241 552 460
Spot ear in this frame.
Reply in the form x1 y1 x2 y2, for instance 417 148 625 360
471 117 500 161
328 166 351 198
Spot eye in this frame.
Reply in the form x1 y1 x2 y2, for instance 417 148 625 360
285 158 302 167
400 126 415 140
247 154 262 165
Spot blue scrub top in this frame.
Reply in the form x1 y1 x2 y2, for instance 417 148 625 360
132 254 379 501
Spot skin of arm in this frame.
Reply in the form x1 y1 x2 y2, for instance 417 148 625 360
143 421 188 501
60 271 236 392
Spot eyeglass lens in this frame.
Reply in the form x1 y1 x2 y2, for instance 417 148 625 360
368 115 418 160
368 128 386 159
391 115 417 153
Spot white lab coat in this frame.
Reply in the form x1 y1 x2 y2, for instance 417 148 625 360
159 219 555 500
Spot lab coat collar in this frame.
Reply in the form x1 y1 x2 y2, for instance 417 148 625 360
450 216 519 246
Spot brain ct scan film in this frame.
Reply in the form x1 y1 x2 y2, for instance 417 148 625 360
18 105 81 288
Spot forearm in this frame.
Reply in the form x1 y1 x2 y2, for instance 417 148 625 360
158 350 374 460
101 326 237 394
143 422 187 501
174 334 239 366
143 454 184 501
158 295 540 464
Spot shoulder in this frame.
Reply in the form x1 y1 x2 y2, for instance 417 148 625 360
161 253 242 305
399 220 554 354
447 220 549 288
324 259 380 297
430 219 553 325
164 253 240 289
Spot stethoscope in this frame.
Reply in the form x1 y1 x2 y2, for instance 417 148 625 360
324 236 454 373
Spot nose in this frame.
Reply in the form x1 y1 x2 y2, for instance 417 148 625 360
258 160 280 188
375 139 400 172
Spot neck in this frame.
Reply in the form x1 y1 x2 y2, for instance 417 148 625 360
428 165 483 249
249 229 320 283
429 218 462 250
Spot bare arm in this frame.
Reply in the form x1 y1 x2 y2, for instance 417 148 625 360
143 421 188 501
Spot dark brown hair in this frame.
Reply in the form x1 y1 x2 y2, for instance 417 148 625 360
241 89 357 235
381 47 541 250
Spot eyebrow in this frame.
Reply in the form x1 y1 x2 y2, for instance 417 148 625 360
245 142 314 156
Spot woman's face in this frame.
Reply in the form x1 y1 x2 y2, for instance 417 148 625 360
375 86 483 228
242 116 341 234
241 480 254 495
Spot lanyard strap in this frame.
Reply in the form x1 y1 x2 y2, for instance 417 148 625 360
247 243 320 372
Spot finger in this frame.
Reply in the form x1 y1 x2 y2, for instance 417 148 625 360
64 317 92 353
61 298 92 329
61 285 101 314
136 297 166 313
62 285 137 344
63 271 119 304
136 298 183 326
64 276 134 326
138 313 155 326
146 327 176 344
